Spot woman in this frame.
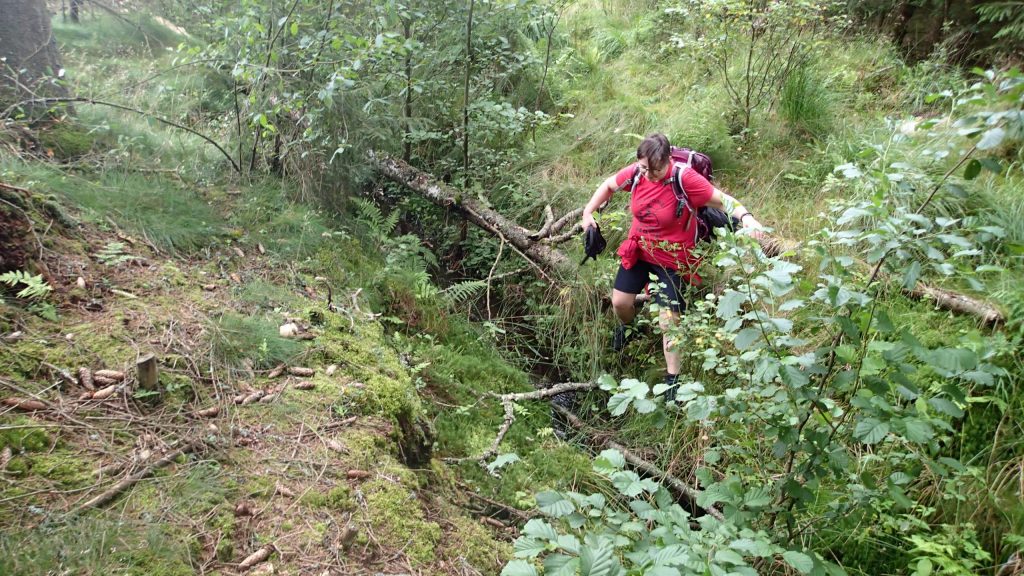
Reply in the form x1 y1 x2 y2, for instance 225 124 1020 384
580 133 764 398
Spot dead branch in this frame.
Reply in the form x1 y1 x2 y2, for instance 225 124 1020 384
906 283 1003 326
529 205 556 239
551 404 724 522
443 382 598 467
369 151 572 275
66 439 204 516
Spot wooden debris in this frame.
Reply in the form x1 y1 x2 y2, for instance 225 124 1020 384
68 440 203 516
480 516 505 529
238 545 274 571
42 362 78 387
325 439 346 453
2 397 47 411
91 385 119 400
78 367 95 391
110 289 138 299
136 354 158 396
195 406 220 418
339 523 358 551
293 381 315 391
288 367 314 377
346 470 371 480
257 243 265 255
0 447 11 470
267 364 286 379
94 369 125 381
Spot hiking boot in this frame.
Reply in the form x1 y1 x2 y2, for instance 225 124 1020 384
611 323 637 352
662 373 680 404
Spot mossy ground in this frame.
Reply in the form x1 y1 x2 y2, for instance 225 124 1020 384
0 169 542 574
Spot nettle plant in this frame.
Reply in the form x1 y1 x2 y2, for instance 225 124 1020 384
507 69 1021 575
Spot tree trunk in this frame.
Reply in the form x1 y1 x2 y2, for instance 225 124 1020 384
0 0 69 117
70 0 82 23
369 151 573 276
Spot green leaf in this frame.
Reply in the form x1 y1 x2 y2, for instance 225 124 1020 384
502 560 538 576
854 418 890 444
594 449 626 473
487 453 521 474
607 393 633 417
536 491 575 518
652 544 691 566
734 328 761 350
544 555 579 576
714 549 745 565
977 127 1006 150
580 539 618 576
964 159 982 180
523 519 558 541
928 397 964 418
290 21 298 36
513 538 546 559
902 418 935 443
979 158 1002 174
782 551 815 574
902 260 921 290
717 290 746 319
915 558 933 576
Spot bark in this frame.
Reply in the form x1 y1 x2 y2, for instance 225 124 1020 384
369 151 573 276
906 282 1004 326
0 0 69 116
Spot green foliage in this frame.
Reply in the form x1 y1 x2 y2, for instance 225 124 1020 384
208 312 305 370
0 271 52 301
780 59 833 138
976 1 1024 46
95 242 140 266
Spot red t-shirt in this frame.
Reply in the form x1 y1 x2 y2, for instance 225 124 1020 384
613 160 715 275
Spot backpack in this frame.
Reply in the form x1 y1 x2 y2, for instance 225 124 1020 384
618 146 737 243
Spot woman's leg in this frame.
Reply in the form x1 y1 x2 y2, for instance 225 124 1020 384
659 308 681 375
611 289 638 324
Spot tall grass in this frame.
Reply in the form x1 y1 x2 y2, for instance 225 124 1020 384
780 60 833 139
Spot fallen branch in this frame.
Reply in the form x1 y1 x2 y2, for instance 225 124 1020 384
66 439 204 516
551 404 724 522
369 151 572 275
443 382 598 467
906 283 1003 326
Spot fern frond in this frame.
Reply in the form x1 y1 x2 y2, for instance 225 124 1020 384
0 270 53 301
440 279 487 306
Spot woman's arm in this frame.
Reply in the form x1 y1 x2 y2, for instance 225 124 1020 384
706 188 764 234
581 175 620 230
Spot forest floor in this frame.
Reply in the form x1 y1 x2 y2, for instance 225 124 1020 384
0 181 515 575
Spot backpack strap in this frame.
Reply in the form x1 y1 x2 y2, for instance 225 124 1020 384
671 163 694 224
615 166 642 194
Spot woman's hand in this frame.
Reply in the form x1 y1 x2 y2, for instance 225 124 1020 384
739 213 765 240
581 211 598 230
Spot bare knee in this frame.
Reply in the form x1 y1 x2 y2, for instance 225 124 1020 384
611 290 636 323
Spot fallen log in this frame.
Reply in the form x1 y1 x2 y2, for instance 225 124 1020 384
369 151 573 276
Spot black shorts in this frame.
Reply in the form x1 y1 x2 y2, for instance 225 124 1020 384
613 261 688 313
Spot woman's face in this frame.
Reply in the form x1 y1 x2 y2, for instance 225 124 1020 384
637 157 669 182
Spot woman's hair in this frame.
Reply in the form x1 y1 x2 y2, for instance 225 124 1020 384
637 133 671 167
